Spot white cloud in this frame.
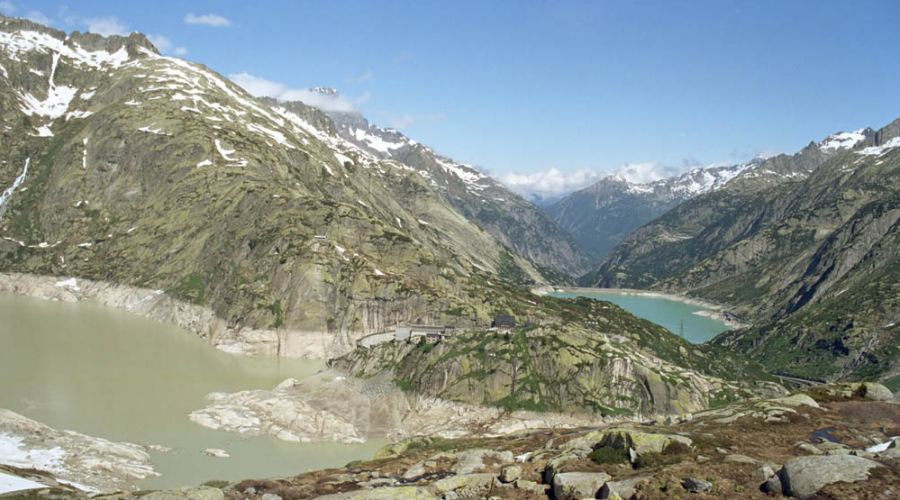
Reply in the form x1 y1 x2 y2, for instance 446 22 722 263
0 1 16 15
499 168 607 198
147 34 172 52
614 162 679 184
84 16 127 36
499 162 684 198
25 10 51 25
184 13 231 27
148 34 188 56
229 72 360 112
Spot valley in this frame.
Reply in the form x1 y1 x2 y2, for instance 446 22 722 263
0 7 897 500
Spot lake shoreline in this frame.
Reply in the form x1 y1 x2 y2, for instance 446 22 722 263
0 272 349 360
534 285 749 330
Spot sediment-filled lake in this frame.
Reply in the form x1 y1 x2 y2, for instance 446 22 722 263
0 293 384 489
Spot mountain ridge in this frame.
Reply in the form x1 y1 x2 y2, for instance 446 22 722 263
545 161 757 260
582 117 900 383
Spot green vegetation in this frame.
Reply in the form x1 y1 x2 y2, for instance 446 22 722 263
170 273 206 304
588 446 629 465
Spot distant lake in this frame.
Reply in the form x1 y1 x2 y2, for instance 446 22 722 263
549 288 731 344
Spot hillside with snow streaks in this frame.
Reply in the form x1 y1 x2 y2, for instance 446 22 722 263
312 100 591 276
0 15 554 358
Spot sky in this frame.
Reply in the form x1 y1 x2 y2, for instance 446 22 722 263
3 0 900 197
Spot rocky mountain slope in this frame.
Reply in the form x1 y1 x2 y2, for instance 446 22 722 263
332 293 765 418
582 122 900 383
322 104 591 278
546 163 755 260
0 16 561 357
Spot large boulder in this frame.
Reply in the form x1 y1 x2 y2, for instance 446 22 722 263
141 488 225 500
566 427 693 464
315 486 438 499
859 382 894 402
599 475 649 499
451 448 514 474
777 455 883 499
543 451 585 483
682 477 712 493
499 465 521 483
552 472 611 500
432 473 495 495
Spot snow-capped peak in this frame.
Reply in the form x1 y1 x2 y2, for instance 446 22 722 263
609 162 753 198
819 129 867 151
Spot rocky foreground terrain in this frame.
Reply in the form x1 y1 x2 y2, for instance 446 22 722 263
2 382 897 499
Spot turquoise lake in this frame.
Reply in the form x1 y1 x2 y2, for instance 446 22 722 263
549 288 731 343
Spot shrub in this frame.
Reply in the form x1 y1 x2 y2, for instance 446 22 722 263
589 446 629 464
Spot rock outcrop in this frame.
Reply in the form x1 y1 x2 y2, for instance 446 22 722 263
333 298 753 417
0 408 156 492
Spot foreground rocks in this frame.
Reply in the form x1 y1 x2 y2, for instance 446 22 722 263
5 383 898 498
776 455 883 498
189 371 599 445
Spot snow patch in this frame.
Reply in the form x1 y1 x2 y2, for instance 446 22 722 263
435 157 487 188
0 30 130 69
54 278 80 292
138 126 166 135
34 124 53 137
0 432 65 473
866 437 898 453
64 110 93 120
0 471 46 495
858 136 900 156
351 127 405 153
196 159 213 168
245 122 292 148
820 129 867 151
333 152 353 166
0 158 29 211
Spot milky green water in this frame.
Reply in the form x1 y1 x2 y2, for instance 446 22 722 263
0 293 384 489
549 289 731 343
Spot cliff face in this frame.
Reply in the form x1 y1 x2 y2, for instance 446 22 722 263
333 297 756 418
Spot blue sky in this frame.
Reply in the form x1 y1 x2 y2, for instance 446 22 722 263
3 1 900 196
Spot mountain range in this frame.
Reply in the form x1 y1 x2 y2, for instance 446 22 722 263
583 122 900 383
545 162 756 260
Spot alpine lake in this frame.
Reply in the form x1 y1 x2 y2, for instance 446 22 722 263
0 287 731 488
